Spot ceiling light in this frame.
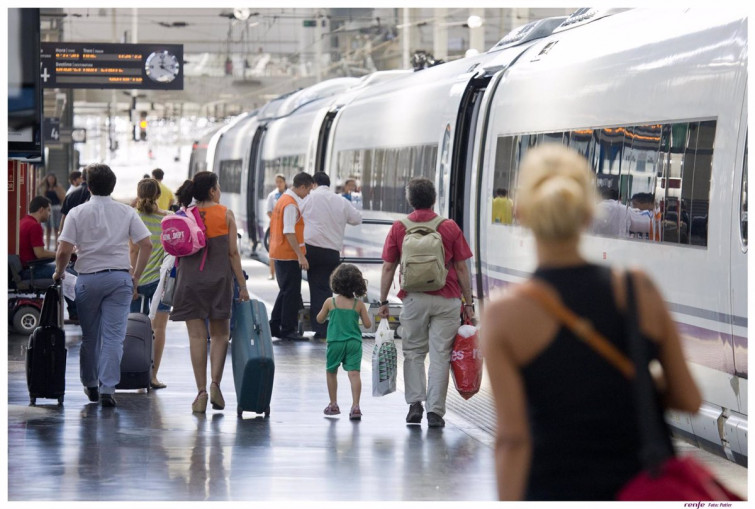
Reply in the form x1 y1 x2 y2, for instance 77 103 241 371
466 15 483 29
233 8 251 21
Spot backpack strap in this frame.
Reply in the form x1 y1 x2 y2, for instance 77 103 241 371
400 214 446 232
187 205 208 271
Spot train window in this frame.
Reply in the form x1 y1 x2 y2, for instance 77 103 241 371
218 159 242 193
261 154 305 198
335 145 437 214
491 119 715 246
740 133 748 247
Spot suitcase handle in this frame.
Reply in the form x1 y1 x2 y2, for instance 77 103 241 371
249 301 262 335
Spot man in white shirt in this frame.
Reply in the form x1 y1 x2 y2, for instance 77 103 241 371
53 163 153 407
300 172 362 339
592 188 650 238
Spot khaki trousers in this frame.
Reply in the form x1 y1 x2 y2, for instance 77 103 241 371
399 292 461 416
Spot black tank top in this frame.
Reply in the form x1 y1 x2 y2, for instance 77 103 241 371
45 188 60 206
522 264 668 501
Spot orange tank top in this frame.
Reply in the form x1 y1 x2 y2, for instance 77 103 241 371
197 204 229 239
269 193 305 260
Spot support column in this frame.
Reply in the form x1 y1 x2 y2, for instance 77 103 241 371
402 7 410 69
433 8 448 61
468 8 485 54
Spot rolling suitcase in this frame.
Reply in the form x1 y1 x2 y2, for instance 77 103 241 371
231 299 275 417
26 282 67 405
116 312 154 390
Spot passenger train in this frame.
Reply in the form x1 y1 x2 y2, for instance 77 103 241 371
192 8 748 465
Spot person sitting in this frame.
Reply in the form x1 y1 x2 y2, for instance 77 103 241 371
19 196 57 280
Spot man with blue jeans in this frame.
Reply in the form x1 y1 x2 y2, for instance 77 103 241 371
54 163 152 407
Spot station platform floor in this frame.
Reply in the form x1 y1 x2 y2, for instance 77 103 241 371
6 258 748 502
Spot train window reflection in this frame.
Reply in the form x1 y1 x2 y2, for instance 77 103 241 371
335 145 437 213
218 159 242 193
261 154 304 198
491 119 715 247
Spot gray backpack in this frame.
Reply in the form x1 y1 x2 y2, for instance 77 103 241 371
399 215 448 292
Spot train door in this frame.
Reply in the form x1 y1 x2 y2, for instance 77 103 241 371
246 124 267 251
730 124 747 380
315 109 339 174
447 71 502 305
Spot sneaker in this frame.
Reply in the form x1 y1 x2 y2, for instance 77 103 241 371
323 403 340 416
100 393 117 408
427 412 445 428
406 402 423 424
349 406 362 421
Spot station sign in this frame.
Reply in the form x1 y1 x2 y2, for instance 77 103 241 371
40 42 184 90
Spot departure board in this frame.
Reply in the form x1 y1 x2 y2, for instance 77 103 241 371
40 42 183 90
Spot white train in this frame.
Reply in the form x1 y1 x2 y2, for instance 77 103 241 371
198 8 748 465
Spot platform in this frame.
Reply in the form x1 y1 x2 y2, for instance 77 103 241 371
6 258 747 502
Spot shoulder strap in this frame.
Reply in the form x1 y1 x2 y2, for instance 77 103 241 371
352 298 358 310
332 297 336 308
518 280 636 379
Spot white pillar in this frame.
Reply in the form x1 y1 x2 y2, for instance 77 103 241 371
315 11 323 81
433 7 448 61
402 7 411 69
468 8 484 53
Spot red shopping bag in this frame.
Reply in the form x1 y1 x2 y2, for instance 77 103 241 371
450 321 482 399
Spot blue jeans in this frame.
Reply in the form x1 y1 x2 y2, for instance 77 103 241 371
76 271 133 394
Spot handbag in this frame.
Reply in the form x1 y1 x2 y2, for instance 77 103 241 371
520 274 742 501
160 265 177 307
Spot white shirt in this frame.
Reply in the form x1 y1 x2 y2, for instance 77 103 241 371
59 195 150 274
300 185 362 251
281 188 304 235
65 184 81 196
266 188 283 214
593 199 650 237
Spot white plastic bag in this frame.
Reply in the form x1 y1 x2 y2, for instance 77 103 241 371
372 319 397 396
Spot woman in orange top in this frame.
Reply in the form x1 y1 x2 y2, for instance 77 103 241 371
171 171 249 413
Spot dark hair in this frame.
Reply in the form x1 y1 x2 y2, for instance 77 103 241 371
176 171 218 207
136 178 162 214
275 173 286 182
68 171 82 184
86 163 117 196
495 188 508 197
406 177 436 210
152 168 164 180
292 172 314 189
329 263 367 299
631 192 654 205
29 195 51 213
313 172 330 187
601 187 619 201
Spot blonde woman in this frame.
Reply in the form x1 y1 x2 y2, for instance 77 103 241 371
129 178 171 389
481 145 701 500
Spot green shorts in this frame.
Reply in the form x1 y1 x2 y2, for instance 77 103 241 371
326 339 362 372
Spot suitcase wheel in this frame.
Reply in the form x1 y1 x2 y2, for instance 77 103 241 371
57 396 64 405
264 406 270 418
30 397 36 406
237 407 243 418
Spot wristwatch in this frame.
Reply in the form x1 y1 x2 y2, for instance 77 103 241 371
380 300 389 306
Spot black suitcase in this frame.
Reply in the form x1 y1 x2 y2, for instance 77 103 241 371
26 283 67 405
231 299 275 417
116 312 154 390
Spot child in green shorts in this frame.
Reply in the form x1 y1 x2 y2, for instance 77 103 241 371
316 264 372 420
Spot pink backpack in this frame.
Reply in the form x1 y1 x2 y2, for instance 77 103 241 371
160 206 208 270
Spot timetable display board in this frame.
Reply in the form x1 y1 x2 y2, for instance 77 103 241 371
40 42 184 90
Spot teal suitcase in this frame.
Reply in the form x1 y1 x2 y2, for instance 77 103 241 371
231 299 275 418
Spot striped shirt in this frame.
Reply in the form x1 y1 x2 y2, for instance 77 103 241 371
138 211 166 285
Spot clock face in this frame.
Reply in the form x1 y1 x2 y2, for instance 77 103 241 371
145 51 180 83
